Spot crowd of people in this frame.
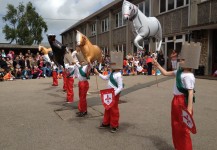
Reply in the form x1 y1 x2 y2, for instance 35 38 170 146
95 52 164 77
0 49 167 82
0 49 55 81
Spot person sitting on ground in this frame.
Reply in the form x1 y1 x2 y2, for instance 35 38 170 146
21 67 32 80
136 64 145 75
32 65 42 79
3 69 15 81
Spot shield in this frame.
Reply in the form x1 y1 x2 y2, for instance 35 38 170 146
100 88 115 110
180 106 197 134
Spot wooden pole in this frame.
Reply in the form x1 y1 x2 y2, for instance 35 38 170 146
95 75 99 90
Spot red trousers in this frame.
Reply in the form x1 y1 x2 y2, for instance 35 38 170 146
66 77 74 102
62 71 67 91
103 94 120 128
52 71 58 86
171 95 192 150
78 81 89 112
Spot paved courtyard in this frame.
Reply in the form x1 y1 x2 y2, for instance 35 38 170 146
0 75 216 150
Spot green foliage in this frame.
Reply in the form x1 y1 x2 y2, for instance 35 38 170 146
2 2 48 45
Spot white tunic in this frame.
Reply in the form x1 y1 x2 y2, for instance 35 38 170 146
173 70 195 95
65 63 75 78
99 72 123 96
75 64 88 81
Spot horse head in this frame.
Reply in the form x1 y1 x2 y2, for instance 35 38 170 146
38 45 52 55
122 0 137 20
76 30 86 47
47 34 66 67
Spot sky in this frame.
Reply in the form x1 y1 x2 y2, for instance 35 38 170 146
0 0 114 44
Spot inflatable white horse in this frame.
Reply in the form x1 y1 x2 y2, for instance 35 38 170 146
122 0 162 51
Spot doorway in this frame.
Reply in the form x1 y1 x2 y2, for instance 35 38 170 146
212 30 217 74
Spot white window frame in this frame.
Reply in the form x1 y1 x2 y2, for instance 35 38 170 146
102 46 109 55
159 0 189 14
137 2 145 14
137 1 150 17
101 17 109 33
115 11 126 28
80 27 86 35
91 23 96 36
115 44 125 52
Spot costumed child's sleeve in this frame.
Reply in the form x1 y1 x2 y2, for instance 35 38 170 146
99 73 109 80
183 75 195 90
114 74 123 96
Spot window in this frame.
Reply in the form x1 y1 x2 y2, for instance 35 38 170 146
168 0 174 10
160 0 189 13
115 11 126 28
137 1 150 17
176 0 184 8
102 46 109 55
145 0 150 16
160 0 166 13
115 44 126 53
91 23 96 36
80 27 86 35
137 2 144 13
101 17 109 33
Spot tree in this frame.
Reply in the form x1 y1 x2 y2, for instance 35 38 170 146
2 2 48 45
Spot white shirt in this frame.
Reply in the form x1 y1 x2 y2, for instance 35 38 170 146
99 72 123 96
137 65 143 72
134 60 139 66
75 64 89 81
173 70 195 95
65 63 75 77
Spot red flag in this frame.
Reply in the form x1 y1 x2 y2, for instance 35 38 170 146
100 88 115 110
180 106 197 134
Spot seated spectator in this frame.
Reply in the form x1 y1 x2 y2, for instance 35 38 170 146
0 68 5 81
0 56 8 70
7 51 14 60
32 65 42 79
102 66 109 75
1 49 6 58
3 70 15 81
13 56 22 79
19 52 24 59
21 67 33 80
41 61 52 77
136 64 146 75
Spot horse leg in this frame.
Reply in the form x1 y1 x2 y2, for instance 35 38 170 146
97 55 102 71
134 35 144 50
156 40 162 51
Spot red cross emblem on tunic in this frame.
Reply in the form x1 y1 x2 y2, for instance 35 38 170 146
181 106 197 134
100 88 115 110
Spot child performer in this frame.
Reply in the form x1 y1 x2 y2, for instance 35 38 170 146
64 49 76 103
94 51 124 133
51 62 58 86
153 42 201 150
75 60 91 117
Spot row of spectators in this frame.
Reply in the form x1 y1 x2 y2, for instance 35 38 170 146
99 51 165 76
0 48 166 81
0 49 53 81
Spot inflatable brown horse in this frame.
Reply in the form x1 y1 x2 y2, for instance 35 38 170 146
76 30 102 66
38 45 52 54
38 45 52 63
